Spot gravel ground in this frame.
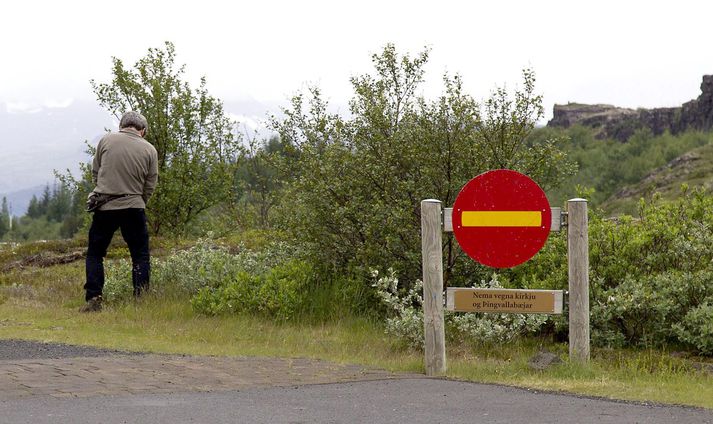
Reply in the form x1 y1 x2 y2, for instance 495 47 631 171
0 339 142 361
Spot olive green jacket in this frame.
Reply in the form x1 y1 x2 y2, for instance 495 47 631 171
91 130 158 210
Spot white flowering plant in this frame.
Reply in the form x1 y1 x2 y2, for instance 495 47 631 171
372 269 547 350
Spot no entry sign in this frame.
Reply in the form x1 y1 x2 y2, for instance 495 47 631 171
452 169 551 268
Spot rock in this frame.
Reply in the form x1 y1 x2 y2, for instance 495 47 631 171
528 350 563 370
691 362 713 375
548 75 713 141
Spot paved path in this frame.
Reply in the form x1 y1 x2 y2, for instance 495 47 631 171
0 353 399 399
1 340 712 423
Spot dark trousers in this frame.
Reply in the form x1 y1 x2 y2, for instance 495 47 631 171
85 208 150 301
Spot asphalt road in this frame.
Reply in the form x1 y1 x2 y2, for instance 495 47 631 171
3 378 712 424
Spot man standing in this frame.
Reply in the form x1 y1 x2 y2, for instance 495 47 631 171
81 111 158 312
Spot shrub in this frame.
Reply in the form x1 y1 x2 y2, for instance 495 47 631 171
674 302 713 355
103 237 299 304
590 271 707 348
102 258 135 303
191 260 312 320
190 271 258 316
157 239 236 295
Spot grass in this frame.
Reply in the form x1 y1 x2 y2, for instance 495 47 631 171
1 242 712 408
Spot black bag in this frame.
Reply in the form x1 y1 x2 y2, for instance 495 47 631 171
86 192 127 213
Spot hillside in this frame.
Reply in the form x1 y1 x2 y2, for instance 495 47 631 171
602 142 713 215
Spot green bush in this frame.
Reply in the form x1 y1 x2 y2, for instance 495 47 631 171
590 271 713 348
674 302 713 355
103 258 134 303
190 271 259 316
191 260 312 320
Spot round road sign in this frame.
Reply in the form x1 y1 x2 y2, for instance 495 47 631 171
452 169 551 268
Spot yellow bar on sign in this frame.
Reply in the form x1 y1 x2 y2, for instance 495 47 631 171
462 211 541 227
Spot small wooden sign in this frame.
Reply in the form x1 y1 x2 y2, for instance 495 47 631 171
446 288 563 314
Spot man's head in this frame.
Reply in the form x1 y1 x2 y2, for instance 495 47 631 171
119 111 148 137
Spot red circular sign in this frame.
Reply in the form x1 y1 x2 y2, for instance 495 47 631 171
452 169 551 268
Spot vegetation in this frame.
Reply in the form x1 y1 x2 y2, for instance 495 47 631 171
538 126 713 210
366 188 713 355
1 181 84 242
0 197 10 239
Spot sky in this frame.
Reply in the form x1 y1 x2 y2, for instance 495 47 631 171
1 0 712 198
2 0 712 114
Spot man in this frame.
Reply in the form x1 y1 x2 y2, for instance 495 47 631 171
81 111 158 312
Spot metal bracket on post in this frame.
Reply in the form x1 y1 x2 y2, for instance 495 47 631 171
560 209 569 229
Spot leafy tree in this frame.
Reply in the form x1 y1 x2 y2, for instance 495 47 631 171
271 44 575 285
90 42 242 234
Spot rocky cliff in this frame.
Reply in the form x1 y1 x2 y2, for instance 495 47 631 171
548 75 713 141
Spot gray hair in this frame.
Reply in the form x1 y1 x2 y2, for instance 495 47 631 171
119 111 148 132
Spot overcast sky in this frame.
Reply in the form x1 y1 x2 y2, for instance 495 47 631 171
2 0 712 118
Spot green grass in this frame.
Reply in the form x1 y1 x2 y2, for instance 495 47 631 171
0 299 422 372
0 242 712 409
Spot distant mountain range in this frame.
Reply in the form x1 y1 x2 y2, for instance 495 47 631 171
0 98 276 216
0 100 110 194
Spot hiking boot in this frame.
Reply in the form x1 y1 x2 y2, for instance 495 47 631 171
79 296 103 313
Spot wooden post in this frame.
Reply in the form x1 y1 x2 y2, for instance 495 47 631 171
567 198 590 362
421 199 446 375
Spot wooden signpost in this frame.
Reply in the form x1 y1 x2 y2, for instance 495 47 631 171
421 170 590 376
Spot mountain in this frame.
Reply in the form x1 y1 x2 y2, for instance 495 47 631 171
0 100 112 194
